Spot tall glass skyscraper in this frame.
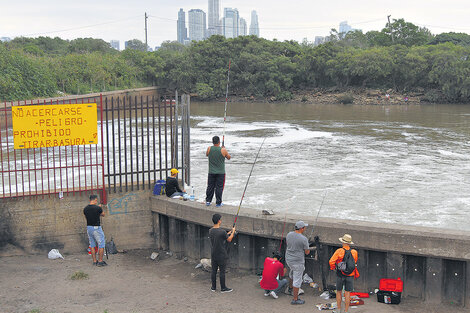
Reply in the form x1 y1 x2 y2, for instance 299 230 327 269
208 0 221 36
223 8 239 38
188 9 207 41
249 10 259 37
177 8 188 44
239 18 247 36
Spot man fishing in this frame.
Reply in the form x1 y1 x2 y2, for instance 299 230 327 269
286 221 310 305
209 213 236 293
205 135 231 207
83 195 107 267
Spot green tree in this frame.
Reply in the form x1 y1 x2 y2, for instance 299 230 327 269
125 39 147 52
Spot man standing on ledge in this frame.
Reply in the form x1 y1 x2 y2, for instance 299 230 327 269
209 213 236 293
83 195 107 267
206 135 231 207
285 221 310 305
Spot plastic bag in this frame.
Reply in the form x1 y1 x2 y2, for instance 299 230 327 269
320 291 330 299
303 273 314 284
48 249 64 260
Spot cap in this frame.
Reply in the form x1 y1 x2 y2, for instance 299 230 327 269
295 221 308 229
170 168 179 175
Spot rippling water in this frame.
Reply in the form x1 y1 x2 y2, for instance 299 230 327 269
188 102 470 231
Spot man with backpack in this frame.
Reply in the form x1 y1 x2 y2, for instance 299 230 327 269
329 234 359 313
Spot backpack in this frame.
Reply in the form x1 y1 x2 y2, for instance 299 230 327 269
336 248 356 275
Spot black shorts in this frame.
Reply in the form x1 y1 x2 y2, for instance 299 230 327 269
336 271 354 292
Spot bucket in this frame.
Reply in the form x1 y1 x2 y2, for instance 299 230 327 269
153 180 166 195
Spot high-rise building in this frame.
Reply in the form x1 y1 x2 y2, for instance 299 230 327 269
110 40 120 50
177 8 188 44
223 8 239 38
314 36 325 46
208 0 221 36
188 9 206 41
239 18 247 36
339 21 352 34
249 10 259 37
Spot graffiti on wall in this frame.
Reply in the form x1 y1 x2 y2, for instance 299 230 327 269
107 193 137 215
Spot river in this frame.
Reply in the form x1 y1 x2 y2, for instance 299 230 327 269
189 101 470 231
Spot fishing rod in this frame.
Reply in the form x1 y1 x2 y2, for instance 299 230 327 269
279 214 287 252
233 138 266 228
222 59 231 147
309 191 327 240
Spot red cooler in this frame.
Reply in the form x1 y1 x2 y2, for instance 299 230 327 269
377 277 403 304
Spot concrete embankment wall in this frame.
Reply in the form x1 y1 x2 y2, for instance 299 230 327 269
151 196 470 307
0 190 154 257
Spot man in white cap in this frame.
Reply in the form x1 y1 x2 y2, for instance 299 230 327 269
329 234 359 313
285 220 311 305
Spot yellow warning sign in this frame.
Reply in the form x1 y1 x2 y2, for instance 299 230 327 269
12 103 98 149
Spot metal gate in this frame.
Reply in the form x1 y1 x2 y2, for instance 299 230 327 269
0 91 190 203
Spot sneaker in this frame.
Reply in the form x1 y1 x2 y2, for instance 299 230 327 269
97 261 108 267
92 261 98 266
211 287 216 292
270 291 278 299
221 287 233 293
287 288 304 295
286 287 293 295
264 291 270 297
206 202 211 206
216 203 224 207
291 298 305 305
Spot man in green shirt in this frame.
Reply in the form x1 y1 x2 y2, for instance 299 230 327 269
205 136 231 207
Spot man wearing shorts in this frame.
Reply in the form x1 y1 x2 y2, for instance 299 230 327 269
84 195 107 267
285 221 311 305
329 234 359 313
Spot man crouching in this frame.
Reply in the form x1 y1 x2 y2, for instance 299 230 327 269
260 252 288 299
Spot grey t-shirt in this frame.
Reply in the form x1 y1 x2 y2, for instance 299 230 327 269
285 231 309 264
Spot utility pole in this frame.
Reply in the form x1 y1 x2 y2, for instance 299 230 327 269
387 15 394 43
145 12 148 51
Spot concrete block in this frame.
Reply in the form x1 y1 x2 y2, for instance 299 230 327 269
237 234 254 271
354 249 368 291
159 214 169 250
425 258 443 303
443 259 465 306
367 251 387 292
404 255 425 299
254 236 269 273
386 252 404 279
184 223 199 260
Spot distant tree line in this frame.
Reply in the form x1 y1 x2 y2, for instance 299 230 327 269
1 18 470 103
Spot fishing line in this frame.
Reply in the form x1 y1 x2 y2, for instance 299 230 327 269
222 60 231 147
309 191 327 240
279 213 287 252
233 138 266 228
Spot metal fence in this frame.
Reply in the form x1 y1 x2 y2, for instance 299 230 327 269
0 92 190 203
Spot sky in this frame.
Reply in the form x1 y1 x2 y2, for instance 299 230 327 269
1 0 470 49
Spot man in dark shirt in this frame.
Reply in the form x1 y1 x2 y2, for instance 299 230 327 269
209 213 235 293
165 168 187 198
205 136 231 207
83 195 107 266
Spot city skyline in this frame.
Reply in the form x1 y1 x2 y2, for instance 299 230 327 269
1 1 470 49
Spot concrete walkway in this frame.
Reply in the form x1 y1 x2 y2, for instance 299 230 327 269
0 249 464 313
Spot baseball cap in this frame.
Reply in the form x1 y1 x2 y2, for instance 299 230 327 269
170 168 179 175
295 221 308 229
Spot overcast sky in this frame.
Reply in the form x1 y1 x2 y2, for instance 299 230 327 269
1 0 470 49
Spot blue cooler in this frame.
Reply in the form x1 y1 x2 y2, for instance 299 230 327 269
153 180 166 195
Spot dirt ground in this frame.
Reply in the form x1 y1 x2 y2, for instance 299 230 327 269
0 249 465 313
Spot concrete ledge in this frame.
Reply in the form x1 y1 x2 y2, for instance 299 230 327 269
151 196 470 261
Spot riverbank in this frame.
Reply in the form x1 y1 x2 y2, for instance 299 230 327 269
0 250 457 313
208 87 438 105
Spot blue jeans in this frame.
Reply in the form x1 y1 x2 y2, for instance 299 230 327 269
87 226 106 249
265 278 288 295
